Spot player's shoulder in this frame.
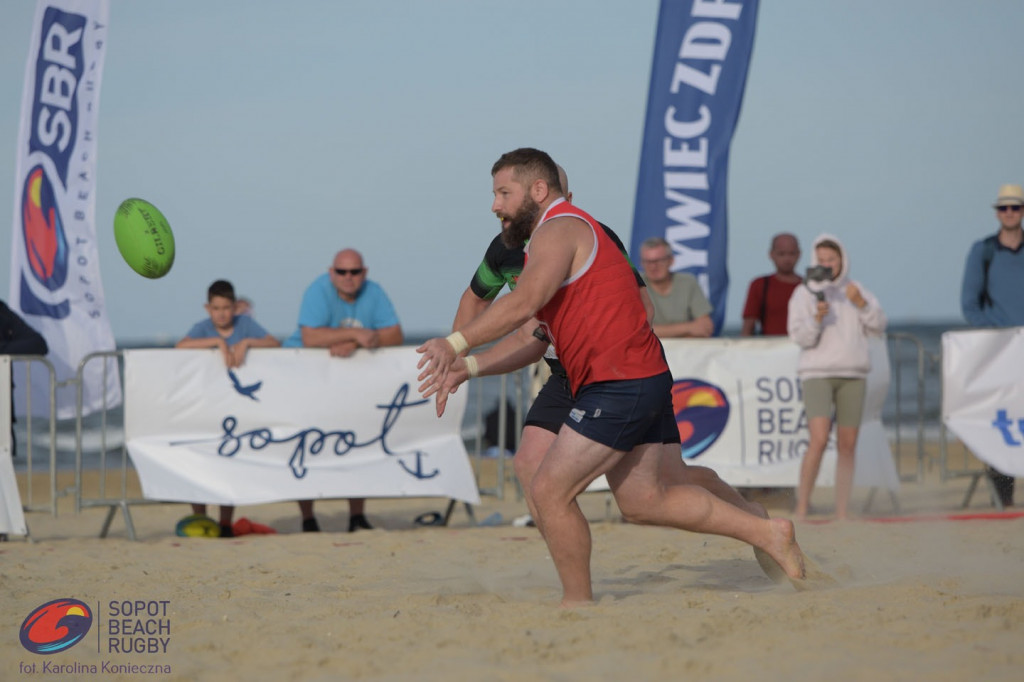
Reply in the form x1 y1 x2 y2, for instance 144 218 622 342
483 232 516 258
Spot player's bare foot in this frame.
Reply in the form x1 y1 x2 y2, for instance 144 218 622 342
753 547 788 584
762 518 805 581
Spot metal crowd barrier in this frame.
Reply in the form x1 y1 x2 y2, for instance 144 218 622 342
885 332 931 483
9 355 60 517
74 350 160 540
886 331 1000 508
468 368 527 501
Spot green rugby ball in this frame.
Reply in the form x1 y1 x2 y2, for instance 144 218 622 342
174 513 221 538
113 198 175 279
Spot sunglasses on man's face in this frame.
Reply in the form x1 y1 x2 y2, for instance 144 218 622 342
333 268 365 276
997 205 1023 213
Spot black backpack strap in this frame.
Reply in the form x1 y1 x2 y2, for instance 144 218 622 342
979 234 998 308
758 275 771 333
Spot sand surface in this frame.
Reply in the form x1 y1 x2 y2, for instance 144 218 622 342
2 456 1023 681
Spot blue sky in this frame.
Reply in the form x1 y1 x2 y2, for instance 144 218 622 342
2 1 1022 343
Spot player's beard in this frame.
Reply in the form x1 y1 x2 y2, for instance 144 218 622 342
500 196 540 249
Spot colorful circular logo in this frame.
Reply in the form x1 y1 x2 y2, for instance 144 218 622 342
20 598 93 654
671 379 730 459
21 165 69 292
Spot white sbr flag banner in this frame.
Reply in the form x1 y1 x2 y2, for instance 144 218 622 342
9 0 120 419
942 327 1024 477
123 348 480 505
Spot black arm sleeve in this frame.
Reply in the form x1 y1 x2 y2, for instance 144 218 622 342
0 302 49 355
599 222 646 288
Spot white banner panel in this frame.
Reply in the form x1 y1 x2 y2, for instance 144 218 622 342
588 336 898 491
124 347 479 505
0 357 29 535
9 0 120 419
942 327 1024 476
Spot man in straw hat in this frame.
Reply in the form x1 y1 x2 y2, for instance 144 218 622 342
960 183 1024 506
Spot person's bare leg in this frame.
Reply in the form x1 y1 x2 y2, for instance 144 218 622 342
609 444 806 582
523 436 759 527
834 425 859 520
658 452 765 517
796 416 832 519
512 425 558 524
529 427 624 606
349 498 365 516
656 449 789 579
191 503 207 516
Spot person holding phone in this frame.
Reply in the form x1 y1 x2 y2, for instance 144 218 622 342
787 234 887 520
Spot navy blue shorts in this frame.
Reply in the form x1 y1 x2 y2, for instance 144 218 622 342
526 372 681 445
562 371 677 451
525 373 575 433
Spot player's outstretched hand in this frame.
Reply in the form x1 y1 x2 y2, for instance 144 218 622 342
416 337 457 400
419 359 470 417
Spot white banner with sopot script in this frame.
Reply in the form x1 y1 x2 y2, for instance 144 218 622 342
123 347 479 505
590 336 898 491
942 327 1024 477
10 0 120 419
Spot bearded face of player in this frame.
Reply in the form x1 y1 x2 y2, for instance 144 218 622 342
499 194 540 249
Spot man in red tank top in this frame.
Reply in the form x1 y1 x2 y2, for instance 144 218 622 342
418 148 813 606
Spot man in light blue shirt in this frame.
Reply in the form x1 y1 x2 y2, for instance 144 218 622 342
284 249 402 354
961 184 1024 328
285 249 403 531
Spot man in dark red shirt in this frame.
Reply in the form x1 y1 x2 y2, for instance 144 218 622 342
741 233 802 336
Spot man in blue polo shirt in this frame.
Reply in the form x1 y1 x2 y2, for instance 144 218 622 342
285 248 403 531
960 183 1024 506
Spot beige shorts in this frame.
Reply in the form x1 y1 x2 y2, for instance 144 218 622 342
800 377 867 427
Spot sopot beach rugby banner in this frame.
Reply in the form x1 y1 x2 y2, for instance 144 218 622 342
591 336 898 492
9 0 120 418
123 348 480 505
942 328 1024 477
631 0 760 334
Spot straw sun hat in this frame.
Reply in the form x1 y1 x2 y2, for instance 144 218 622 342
993 184 1024 207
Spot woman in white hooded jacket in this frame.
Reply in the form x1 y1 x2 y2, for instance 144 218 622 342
788 234 887 519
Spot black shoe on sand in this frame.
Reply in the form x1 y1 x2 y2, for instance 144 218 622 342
348 514 373 533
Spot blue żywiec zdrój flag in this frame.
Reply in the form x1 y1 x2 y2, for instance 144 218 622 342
630 0 760 334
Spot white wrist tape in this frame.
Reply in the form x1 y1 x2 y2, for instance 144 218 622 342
446 331 469 355
464 355 479 378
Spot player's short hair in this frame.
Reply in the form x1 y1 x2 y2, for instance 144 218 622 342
491 148 563 195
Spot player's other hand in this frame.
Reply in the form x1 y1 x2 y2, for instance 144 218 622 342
416 337 457 400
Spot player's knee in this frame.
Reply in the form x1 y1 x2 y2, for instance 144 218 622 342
512 452 535 484
528 475 554 509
